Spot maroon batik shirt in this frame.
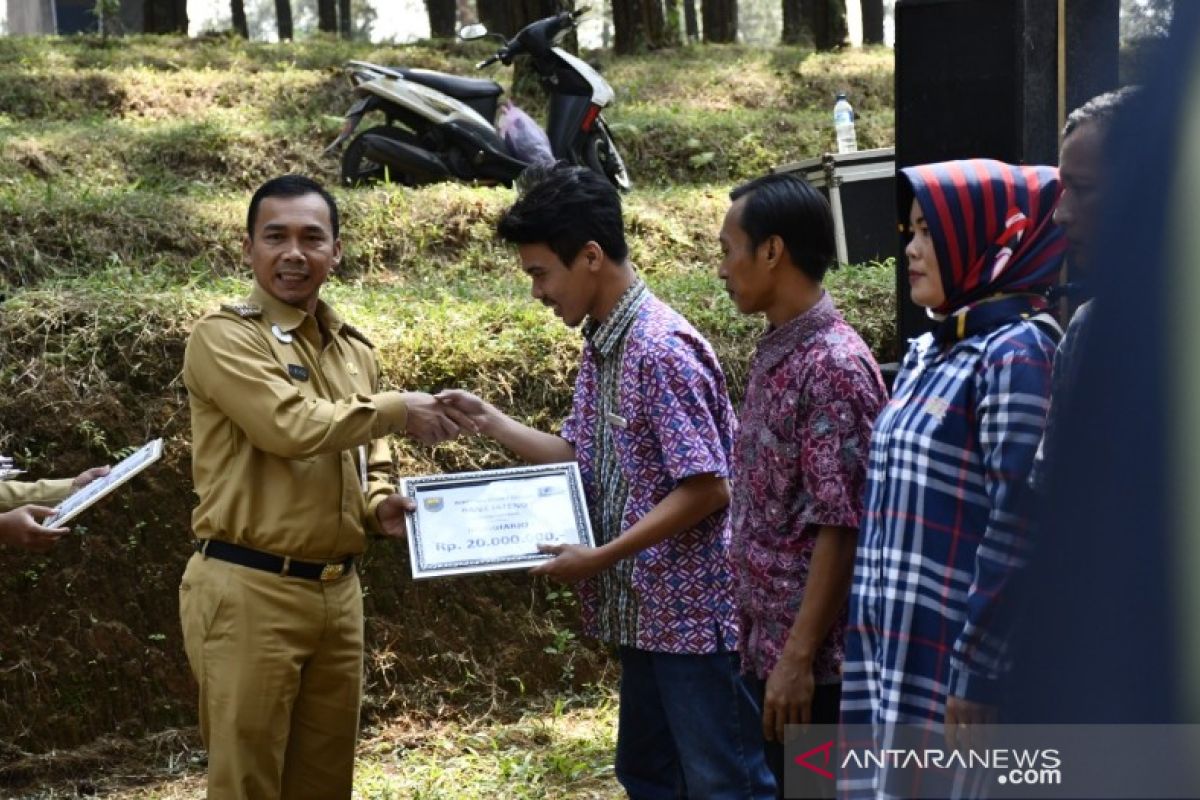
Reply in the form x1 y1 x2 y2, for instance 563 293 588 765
729 292 886 682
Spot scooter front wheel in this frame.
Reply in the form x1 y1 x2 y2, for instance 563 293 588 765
341 125 425 188
582 121 632 193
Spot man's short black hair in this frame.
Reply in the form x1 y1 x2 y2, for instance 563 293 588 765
247 174 340 240
729 173 836 283
1063 86 1140 141
497 165 629 265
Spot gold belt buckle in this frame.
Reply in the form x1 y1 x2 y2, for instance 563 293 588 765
320 562 344 581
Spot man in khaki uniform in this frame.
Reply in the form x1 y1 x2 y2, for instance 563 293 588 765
181 175 456 798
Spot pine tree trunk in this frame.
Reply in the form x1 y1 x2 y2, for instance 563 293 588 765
683 0 698 40
861 0 884 45
614 0 670 54
338 0 352 37
318 0 337 32
476 0 513 35
509 0 575 95
144 0 189 33
701 0 736 43
612 0 640 53
663 0 682 45
426 0 457 38
275 0 293 40
643 0 667 48
781 0 803 44
825 0 847 49
231 0 249 37
801 0 845 50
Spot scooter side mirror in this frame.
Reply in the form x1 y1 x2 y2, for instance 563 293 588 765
458 23 489 40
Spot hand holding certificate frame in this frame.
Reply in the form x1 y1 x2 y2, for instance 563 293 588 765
399 462 594 579
45 438 164 529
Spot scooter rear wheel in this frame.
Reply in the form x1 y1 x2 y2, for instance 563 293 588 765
341 125 424 187
583 121 632 192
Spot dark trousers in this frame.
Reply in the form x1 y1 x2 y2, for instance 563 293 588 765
615 646 776 799
743 675 842 800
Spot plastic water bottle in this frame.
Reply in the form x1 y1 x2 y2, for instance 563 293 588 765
834 92 858 154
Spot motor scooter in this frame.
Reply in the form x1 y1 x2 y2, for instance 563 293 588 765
325 7 630 191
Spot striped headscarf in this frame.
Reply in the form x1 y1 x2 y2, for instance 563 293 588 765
901 159 1066 323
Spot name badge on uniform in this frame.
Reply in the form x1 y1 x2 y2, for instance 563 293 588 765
606 412 629 429
288 364 309 381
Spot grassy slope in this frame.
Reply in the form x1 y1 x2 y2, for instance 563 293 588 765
0 34 894 796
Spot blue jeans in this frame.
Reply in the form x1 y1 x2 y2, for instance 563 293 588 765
615 646 776 800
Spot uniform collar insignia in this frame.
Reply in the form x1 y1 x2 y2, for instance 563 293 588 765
220 302 262 318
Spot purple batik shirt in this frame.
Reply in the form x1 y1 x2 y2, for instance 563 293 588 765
729 292 886 682
561 288 739 655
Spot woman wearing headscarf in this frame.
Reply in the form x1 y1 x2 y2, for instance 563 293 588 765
840 160 1065 797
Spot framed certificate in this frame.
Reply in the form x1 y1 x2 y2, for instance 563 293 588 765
45 438 164 529
398 462 594 580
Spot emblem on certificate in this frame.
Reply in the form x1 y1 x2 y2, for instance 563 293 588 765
399 462 595 580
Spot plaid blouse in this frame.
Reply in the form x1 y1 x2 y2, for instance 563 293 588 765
841 319 1055 795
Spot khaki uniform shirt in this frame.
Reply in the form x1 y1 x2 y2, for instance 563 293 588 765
183 283 408 560
0 478 74 512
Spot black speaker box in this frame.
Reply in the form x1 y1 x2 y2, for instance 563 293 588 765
893 0 1058 345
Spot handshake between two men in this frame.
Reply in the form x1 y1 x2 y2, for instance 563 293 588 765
377 389 589 583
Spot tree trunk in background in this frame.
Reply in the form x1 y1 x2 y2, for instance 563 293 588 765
701 0 736 42
861 0 884 45
781 0 802 43
801 0 846 50
663 0 682 45
508 0 576 94
614 0 670 52
476 0 514 35
683 0 698 40
645 0 669 48
317 0 337 32
338 0 352 37
825 0 847 49
614 0 669 53
662 0 681 45
274 0 293 39
230 0 249 37
144 0 188 33
613 0 637 52
426 0 457 38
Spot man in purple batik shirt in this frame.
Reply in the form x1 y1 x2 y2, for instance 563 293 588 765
441 165 774 799
718 173 887 797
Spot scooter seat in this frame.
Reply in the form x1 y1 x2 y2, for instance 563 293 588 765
399 69 503 100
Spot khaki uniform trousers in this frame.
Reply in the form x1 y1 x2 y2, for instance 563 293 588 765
179 552 364 799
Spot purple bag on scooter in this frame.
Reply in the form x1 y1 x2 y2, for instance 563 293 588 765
496 101 555 167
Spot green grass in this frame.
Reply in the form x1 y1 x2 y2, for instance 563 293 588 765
14 687 621 799
0 38 893 192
